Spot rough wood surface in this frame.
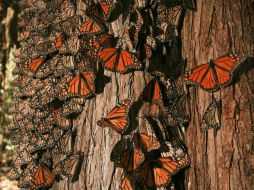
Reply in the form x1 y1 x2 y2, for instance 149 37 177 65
54 0 254 189
182 0 254 189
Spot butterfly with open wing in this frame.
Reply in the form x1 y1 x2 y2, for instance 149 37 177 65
97 98 132 134
53 152 82 177
110 138 145 174
110 133 160 174
79 17 107 36
97 47 141 73
134 152 187 189
183 54 246 92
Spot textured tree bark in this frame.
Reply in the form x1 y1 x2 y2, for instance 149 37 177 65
182 0 254 189
54 0 254 190
53 1 151 190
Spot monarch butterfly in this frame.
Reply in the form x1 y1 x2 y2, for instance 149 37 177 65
59 36 80 54
22 10 53 32
47 31 64 52
62 100 84 116
53 0 75 23
12 63 28 76
59 70 95 100
19 0 46 10
27 57 46 73
141 78 166 105
134 156 180 188
120 175 136 190
201 98 222 132
133 133 160 152
111 138 145 173
8 98 30 114
18 30 30 41
34 124 54 134
168 93 190 125
12 147 36 167
41 55 75 78
184 54 246 92
97 48 141 73
86 34 114 54
53 15 81 35
53 153 82 177
51 130 72 154
30 79 59 109
27 133 55 153
80 34 114 59
86 0 114 21
156 5 183 40
79 18 107 36
97 99 132 134
160 141 190 168
33 165 55 188
46 107 72 130
11 74 31 87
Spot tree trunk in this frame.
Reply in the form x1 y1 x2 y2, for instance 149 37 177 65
182 0 254 189
11 0 253 189
54 1 254 190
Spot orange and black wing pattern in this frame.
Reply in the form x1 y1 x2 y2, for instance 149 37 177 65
141 78 164 104
33 165 55 189
133 133 160 152
28 57 46 73
86 0 114 20
97 99 132 134
134 157 180 188
60 70 95 99
160 141 190 169
79 18 106 35
185 54 245 92
110 138 145 174
120 175 135 190
53 153 81 177
97 48 141 73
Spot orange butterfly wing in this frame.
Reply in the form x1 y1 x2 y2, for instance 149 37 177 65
55 36 63 48
120 147 144 173
133 133 160 152
87 0 114 20
98 48 140 73
97 99 132 133
187 54 245 92
135 157 179 188
79 19 105 35
28 57 45 72
120 175 135 190
142 78 163 104
63 71 95 98
100 0 114 18
34 166 55 188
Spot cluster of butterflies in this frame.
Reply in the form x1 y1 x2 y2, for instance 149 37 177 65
7 0 246 189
